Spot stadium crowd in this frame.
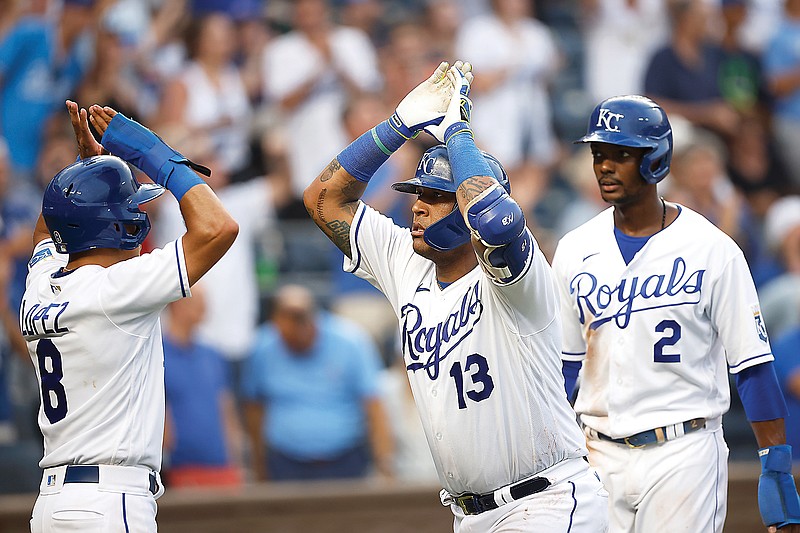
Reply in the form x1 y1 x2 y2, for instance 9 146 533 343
1 0 800 492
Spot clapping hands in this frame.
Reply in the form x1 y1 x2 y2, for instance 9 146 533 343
391 60 473 142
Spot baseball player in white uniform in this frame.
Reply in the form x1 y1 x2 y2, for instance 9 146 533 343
23 101 238 533
303 61 608 532
552 95 800 532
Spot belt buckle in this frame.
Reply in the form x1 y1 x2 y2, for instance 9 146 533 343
623 436 645 449
456 495 478 515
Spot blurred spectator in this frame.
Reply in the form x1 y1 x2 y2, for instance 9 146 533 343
0 137 39 310
233 4 272 105
127 0 192 120
718 0 773 130
163 285 244 488
763 0 800 188
0 137 42 494
579 0 668 103
378 348 438 483
242 284 393 482
770 321 800 460
0 0 22 39
338 0 388 48
664 128 756 253
378 21 440 114
151 129 275 395
454 0 562 213
422 0 461 62
261 0 381 214
737 0 783 55
553 147 605 238
0 0 96 182
726 114 792 213
74 22 140 121
191 0 264 19
759 196 800 339
644 0 742 142
157 12 254 181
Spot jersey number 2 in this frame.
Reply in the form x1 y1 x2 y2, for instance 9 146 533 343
36 339 68 423
449 353 494 410
654 319 681 363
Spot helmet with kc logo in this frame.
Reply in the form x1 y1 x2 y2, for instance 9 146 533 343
575 95 673 184
391 145 510 251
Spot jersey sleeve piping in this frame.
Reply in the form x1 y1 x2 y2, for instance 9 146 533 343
729 353 774 374
346 203 368 274
174 240 188 298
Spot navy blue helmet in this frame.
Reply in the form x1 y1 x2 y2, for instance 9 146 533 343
42 155 165 254
391 145 510 251
575 95 673 184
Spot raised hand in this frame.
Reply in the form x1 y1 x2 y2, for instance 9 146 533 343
66 100 106 159
423 61 473 144
390 61 454 139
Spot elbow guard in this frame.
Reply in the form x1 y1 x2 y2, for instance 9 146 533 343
465 184 525 246
465 184 531 283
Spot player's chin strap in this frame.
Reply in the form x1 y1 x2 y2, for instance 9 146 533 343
758 445 800 528
464 183 530 283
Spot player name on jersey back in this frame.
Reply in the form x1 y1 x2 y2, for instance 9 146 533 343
20 300 70 339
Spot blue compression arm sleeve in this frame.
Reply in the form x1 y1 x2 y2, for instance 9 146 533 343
337 120 406 183
736 362 788 422
562 360 582 400
444 122 494 189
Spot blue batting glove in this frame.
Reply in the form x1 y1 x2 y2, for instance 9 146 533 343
758 445 800 528
101 112 210 187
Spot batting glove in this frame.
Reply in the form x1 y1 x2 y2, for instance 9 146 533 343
424 62 473 144
389 61 455 139
101 112 210 187
758 445 800 528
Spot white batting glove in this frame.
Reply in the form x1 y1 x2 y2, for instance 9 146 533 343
389 61 453 139
423 62 473 144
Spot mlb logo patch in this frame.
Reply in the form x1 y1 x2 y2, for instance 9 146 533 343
47 474 56 487
752 306 768 343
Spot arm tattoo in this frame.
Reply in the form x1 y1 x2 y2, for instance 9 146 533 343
458 175 497 203
314 188 353 257
320 159 341 182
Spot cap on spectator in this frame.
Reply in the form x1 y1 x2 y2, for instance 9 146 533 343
64 0 95 6
765 196 800 252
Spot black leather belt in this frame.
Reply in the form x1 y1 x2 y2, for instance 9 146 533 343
595 418 706 448
64 465 158 495
453 476 551 515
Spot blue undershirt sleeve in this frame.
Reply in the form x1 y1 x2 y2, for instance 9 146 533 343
562 360 582 402
736 362 789 422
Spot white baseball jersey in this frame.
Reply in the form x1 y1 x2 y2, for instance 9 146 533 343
344 203 588 496
552 205 773 438
20 238 191 471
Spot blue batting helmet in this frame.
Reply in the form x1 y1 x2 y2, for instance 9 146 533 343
391 145 510 251
575 95 673 184
42 155 165 254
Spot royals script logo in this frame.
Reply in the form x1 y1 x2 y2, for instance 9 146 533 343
570 257 705 329
401 282 483 380
596 108 625 132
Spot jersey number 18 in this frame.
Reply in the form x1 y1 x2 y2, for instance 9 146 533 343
36 339 68 423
